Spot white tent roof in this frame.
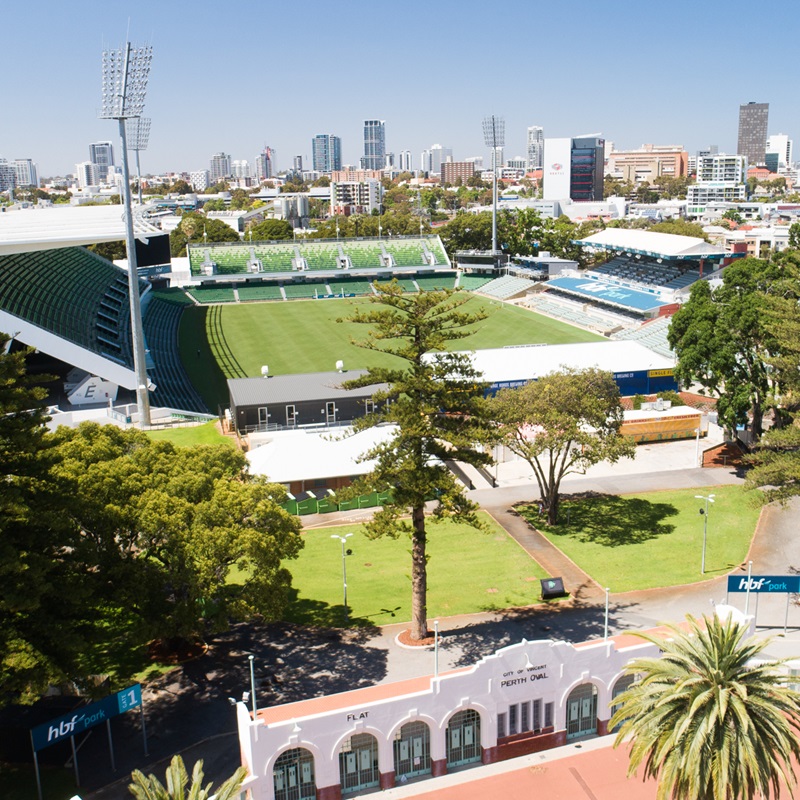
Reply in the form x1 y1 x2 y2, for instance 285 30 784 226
246 424 396 484
578 228 727 258
0 204 162 256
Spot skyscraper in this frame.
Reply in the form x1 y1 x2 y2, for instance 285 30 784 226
766 133 793 170
526 126 544 171
312 134 342 172
737 102 769 165
570 136 604 201
89 141 114 183
361 120 385 170
255 147 274 181
398 150 413 172
209 152 232 183
12 158 38 187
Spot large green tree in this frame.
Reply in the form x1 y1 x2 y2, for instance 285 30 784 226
668 257 782 438
611 613 800 800
50 424 304 642
340 283 495 640
129 755 246 800
247 218 293 240
490 368 635 525
169 212 240 256
0 335 92 701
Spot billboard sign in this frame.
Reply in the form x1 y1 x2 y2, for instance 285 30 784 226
31 684 142 752
726 575 800 594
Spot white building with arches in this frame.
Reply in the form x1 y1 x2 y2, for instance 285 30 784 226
234 607 751 800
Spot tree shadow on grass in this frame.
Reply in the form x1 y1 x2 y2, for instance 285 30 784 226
516 491 679 546
283 588 386 630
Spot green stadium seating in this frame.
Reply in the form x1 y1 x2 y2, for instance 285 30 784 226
282 283 326 299
458 275 493 291
328 280 375 297
237 284 285 301
0 246 142 366
186 287 236 303
414 274 458 291
148 287 196 305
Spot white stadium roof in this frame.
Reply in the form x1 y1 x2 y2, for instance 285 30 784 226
577 228 727 259
0 204 162 256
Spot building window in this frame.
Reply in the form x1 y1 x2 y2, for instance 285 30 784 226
520 700 530 732
497 712 506 739
544 701 553 729
508 703 518 735
532 699 541 731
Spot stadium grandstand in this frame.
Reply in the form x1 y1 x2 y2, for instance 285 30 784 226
525 228 742 335
187 235 450 278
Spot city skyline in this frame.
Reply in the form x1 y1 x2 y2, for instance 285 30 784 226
2 0 799 178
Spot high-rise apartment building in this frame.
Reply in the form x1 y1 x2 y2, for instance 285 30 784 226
428 144 452 175
12 158 38 187
255 147 274 181
687 153 747 213
0 158 15 191
526 126 544 171
292 155 304 173
189 170 210 192
75 161 100 188
209 152 232 183
441 161 477 185
737 102 769 165
361 120 385 171
490 146 504 170
398 150 412 172
312 134 342 172
232 160 251 179
89 141 114 184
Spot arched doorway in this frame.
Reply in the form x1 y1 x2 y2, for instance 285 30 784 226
446 709 481 768
339 732 379 795
273 747 316 800
566 683 598 740
394 720 431 781
610 673 636 733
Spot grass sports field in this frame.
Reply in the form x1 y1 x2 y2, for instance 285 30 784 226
179 294 603 410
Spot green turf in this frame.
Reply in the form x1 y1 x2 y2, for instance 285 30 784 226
145 421 234 447
0 762 77 800
517 485 761 592
179 293 603 408
281 512 549 627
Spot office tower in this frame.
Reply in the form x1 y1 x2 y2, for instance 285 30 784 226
570 136 604 200
312 134 342 172
293 155 303 172
420 150 432 174
209 152 232 183
428 144 452 174
526 126 544 170
398 150 412 172
89 141 114 183
12 158 38 187
766 134 793 170
490 146 504 170
737 102 769 165
384 152 395 169
361 120 386 170
255 147 274 181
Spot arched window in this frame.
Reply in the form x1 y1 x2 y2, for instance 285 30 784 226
394 720 431 781
339 732 379 795
446 709 481 767
273 748 316 800
566 683 598 740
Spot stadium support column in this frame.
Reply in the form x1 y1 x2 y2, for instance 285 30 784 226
118 117 151 427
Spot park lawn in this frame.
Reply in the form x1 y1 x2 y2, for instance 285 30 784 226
0 762 77 800
519 485 761 593
145 421 234 447
282 512 550 627
181 293 602 391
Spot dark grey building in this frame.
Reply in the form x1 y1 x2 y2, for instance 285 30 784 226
228 370 385 434
570 136 605 201
737 102 769 166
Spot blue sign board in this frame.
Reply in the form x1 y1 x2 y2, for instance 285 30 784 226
727 575 800 594
31 684 142 752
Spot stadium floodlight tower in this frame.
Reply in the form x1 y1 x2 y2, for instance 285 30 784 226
126 116 151 206
482 115 505 256
100 41 153 427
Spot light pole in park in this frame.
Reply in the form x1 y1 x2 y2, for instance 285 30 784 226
126 116 150 206
695 493 715 574
100 41 153 427
482 115 505 256
331 533 353 623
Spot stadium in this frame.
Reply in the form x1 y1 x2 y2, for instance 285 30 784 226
0 206 734 433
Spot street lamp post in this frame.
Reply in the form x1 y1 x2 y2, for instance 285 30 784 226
331 533 353 622
695 493 716 574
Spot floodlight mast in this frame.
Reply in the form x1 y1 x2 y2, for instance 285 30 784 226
482 115 505 255
126 117 151 206
100 42 153 427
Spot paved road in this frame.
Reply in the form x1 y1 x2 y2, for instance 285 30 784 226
83 465 800 798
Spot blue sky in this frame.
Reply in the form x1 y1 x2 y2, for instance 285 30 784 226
3 0 799 178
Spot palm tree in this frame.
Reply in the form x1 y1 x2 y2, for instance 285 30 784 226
611 613 800 800
129 754 246 800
